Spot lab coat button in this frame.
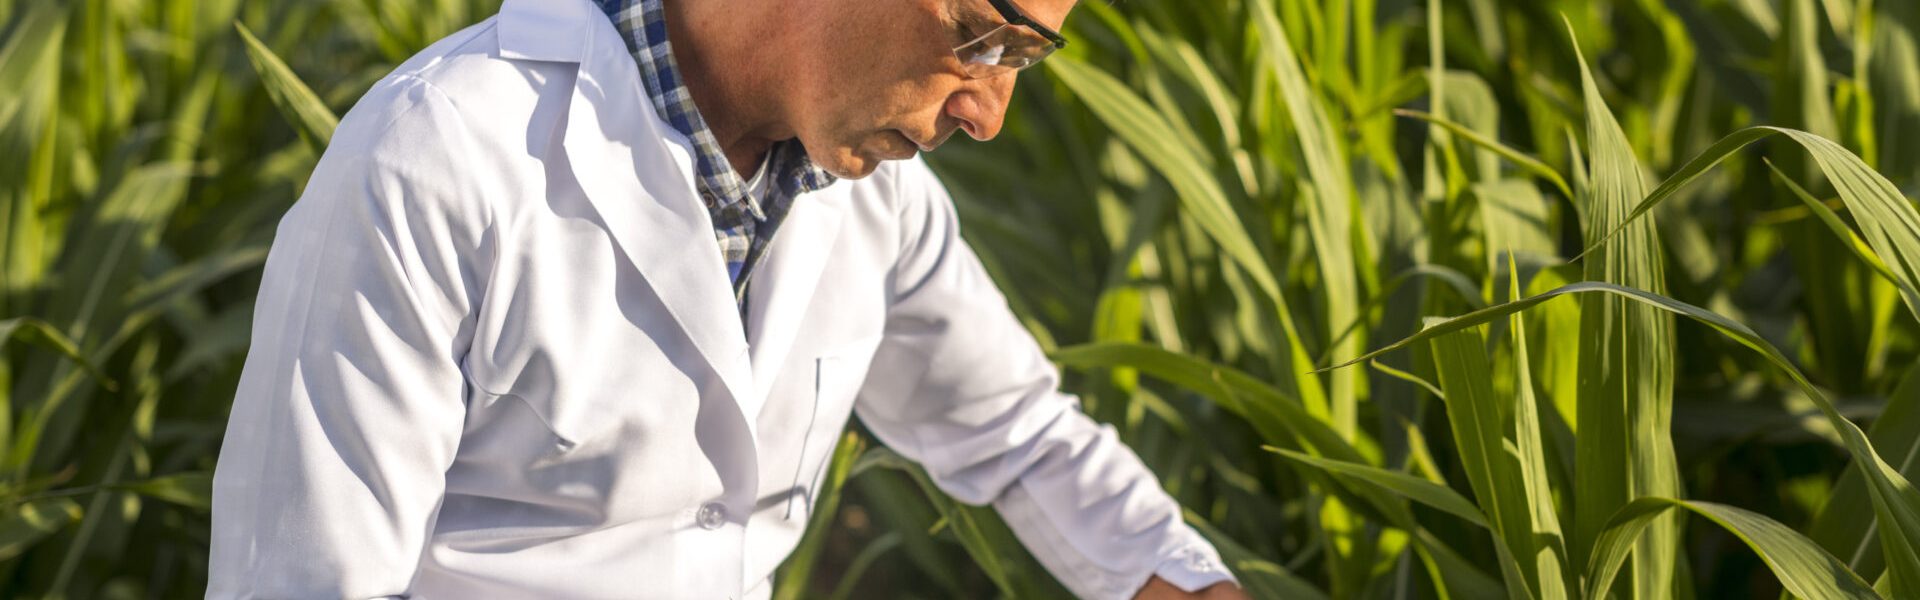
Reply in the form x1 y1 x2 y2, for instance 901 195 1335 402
696 502 727 530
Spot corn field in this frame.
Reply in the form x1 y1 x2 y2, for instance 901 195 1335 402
2 0 1919 597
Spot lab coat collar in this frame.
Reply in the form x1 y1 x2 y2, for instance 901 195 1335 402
549 0 762 443
524 0 851 456
498 0 597 63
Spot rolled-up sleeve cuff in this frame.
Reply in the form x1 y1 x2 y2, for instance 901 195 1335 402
993 483 1240 599
1148 543 1239 593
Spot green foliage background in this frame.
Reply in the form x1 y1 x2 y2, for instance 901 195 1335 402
2 0 1919 597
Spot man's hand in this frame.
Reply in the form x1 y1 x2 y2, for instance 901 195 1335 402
1133 575 1249 599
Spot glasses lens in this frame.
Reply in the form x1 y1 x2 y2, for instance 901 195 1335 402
955 24 1057 79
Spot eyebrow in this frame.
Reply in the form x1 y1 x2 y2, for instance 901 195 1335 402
951 0 999 30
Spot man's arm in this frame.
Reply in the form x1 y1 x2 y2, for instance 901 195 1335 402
850 157 1243 600
208 77 490 599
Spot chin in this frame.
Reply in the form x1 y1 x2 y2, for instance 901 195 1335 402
815 149 884 180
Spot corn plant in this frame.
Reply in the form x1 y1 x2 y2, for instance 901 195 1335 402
904 0 1920 597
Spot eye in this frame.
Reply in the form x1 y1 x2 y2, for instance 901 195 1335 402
954 20 985 44
945 5 996 46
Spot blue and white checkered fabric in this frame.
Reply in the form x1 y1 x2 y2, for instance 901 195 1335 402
599 0 837 311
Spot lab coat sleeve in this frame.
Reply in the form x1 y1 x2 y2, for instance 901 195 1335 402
851 158 1237 600
208 76 492 599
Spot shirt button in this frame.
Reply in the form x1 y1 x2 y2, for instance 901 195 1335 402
696 502 727 530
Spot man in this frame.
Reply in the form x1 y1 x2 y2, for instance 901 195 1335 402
207 0 1246 597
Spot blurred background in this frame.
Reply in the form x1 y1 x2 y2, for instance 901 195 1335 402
2 0 1918 597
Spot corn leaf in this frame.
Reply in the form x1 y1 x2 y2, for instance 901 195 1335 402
773 432 866 600
1507 260 1572 600
117 472 211 511
1267 447 1490 529
1321 263 1485 368
861 447 1067 599
1425 318 1566 598
1049 342 1350 461
1047 54 1327 418
0 3 67 310
1566 22 1681 597
1763 160 1905 288
1577 127 1920 323
1586 498 1879 600
1811 363 1920 581
1250 0 1363 440
0 498 79 562
1049 342 1503 598
120 245 270 316
1323 279 1920 596
1868 2 1920 191
0 4 66 128
1395 109 1574 200
0 319 113 392
235 21 338 154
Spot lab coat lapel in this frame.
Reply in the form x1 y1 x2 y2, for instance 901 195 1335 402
557 16 758 441
745 188 846 412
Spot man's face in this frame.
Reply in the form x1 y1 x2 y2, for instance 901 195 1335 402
786 0 1076 179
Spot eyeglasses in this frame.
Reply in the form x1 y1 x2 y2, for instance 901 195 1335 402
951 0 1068 80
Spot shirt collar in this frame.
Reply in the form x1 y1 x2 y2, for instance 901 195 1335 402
598 0 836 216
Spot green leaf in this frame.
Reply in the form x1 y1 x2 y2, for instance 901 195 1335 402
117 472 212 511
1867 1 1920 190
862 447 1068 599
1049 342 1353 462
1322 279 1920 597
0 498 80 561
1048 342 1502 598
1266 447 1489 528
774 432 867 600
1623 0 1698 168
1566 21 1681 598
235 21 339 154
0 3 67 128
1576 126 1920 325
1763 159 1906 289
1320 264 1486 368
1812 362 1920 580
1586 498 1879 600
0 3 68 308
1050 340 1485 595
1426 319 1565 599
1250 0 1363 440
1505 257 1572 600
1559 109 1920 598
824 533 904 600
0 319 115 392
1395 109 1574 200
120 244 270 316
1047 53 1327 422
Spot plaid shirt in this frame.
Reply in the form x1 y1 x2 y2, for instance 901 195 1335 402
599 0 836 313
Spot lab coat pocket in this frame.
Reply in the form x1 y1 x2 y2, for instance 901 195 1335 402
462 380 583 456
465 338 706 457
785 334 882 519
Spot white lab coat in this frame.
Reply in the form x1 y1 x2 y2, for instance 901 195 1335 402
207 0 1234 597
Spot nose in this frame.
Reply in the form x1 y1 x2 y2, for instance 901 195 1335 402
943 75 1016 141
